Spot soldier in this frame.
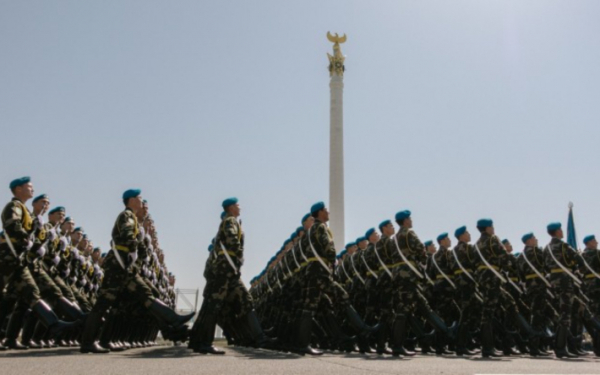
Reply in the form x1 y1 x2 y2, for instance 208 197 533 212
581 235 600 356
80 189 193 353
0 177 77 349
517 232 553 357
372 220 396 355
388 210 451 357
189 197 267 355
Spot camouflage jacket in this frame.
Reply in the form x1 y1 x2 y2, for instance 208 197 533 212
306 219 336 271
543 237 578 275
448 241 477 277
428 246 453 281
373 235 394 277
505 252 520 282
389 227 426 279
474 233 508 272
581 247 600 278
362 243 380 278
1 198 35 256
517 246 548 288
112 208 140 253
212 214 244 274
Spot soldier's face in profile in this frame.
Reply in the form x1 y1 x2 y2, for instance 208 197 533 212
555 228 564 239
321 207 330 222
441 237 451 248
15 182 35 201
485 226 495 235
589 239 598 249
33 198 50 215
229 203 241 217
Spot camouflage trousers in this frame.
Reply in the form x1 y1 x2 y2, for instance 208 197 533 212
0 245 41 307
550 274 575 327
203 274 253 318
302 268 350 312
70 284 93 312
375 273 395 315
91 254 155 314
478 271 516 324
432 279 459 323
393 275 432 316
4 261 62 307
583 280 600 317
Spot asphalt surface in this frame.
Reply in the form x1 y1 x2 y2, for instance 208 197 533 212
2 345 600 375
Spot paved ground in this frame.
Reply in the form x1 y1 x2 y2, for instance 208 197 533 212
2 345 600 375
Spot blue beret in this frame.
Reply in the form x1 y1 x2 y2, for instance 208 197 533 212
424 240 433 247
73 227 83 233
378 220 392 231
345 242 356 249
269 256 277 264
310 201 325 214
296 226 305 235
222 197 238 209
395 210 411 222
301 213 311 224
9 176 30 190
284 239 291 246
33 194 48 203
92 247 101 253
49 206 65 215
356 236 366 243
436 232 448 243
63 216 73 223
454 226 467 239
365 228 376 239
208 244 214 252
123 189 141 201
521 232 534 244
337 249 347 259
477 218 493 228
501 239 510 245
290 232 298 241
547 222 562 231
584 235 596 245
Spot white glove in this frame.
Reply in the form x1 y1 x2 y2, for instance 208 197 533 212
37 245 47 258
128 251 138 264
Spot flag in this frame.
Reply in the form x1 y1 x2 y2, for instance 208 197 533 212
567 202 578 250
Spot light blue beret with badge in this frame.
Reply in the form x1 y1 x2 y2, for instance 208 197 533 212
290 232 298 241
436 232 448 243
365 228 376 239
521 232 534 244
547 222 561 231
356 236 366 243
301 213 311 224
9 176 30 190
123 189 141 202
583 235 596 245
33 194 48 203
379 220 392 231
296 226 304 235
310 201 325 214
424 240 433 247
395 210 411 222
477 218 493 228
454 226 467 239
222 197 238 209
345 242 355 249
49 206 65 215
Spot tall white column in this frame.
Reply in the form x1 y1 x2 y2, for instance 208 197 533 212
329 74 345 249
326 32 347 249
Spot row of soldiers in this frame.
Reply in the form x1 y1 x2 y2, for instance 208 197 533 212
0 177 187 352
249 202 600 358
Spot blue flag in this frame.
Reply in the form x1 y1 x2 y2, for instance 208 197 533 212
567 202 578 250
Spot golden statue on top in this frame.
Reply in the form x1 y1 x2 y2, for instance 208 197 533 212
327 32 346 77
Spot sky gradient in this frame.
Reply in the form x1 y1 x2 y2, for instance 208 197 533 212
1 1 599 292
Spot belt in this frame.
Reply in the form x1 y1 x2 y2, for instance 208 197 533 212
367 271 376 277
217 250 237 257
436 274 453 280
509 277 519 282
454 269 472 275
525 273 540 280
551 268 565 274
477 265 499 271
306 257 331 266
585 274 596 279
345 279 352 284
114 245 131 252
378 261 408 272
0 236 17 244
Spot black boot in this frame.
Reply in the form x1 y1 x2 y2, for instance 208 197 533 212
20 311 41 349
554 325 578 358
481 323 503 358
4 304 28 350
390 314 411 357
292 310 322 356
455 321 477 356
99 311 125 352
148 299 194 330
345 305 377 337
32 300 80 337
376 314 392 355
408 314 435 354
245 310 270 348
80 310 109 354
57 297 87 321
189 305 225 354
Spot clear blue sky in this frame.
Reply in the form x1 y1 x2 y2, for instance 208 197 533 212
1 1 599 291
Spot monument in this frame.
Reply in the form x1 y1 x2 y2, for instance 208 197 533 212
327 32 346 248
